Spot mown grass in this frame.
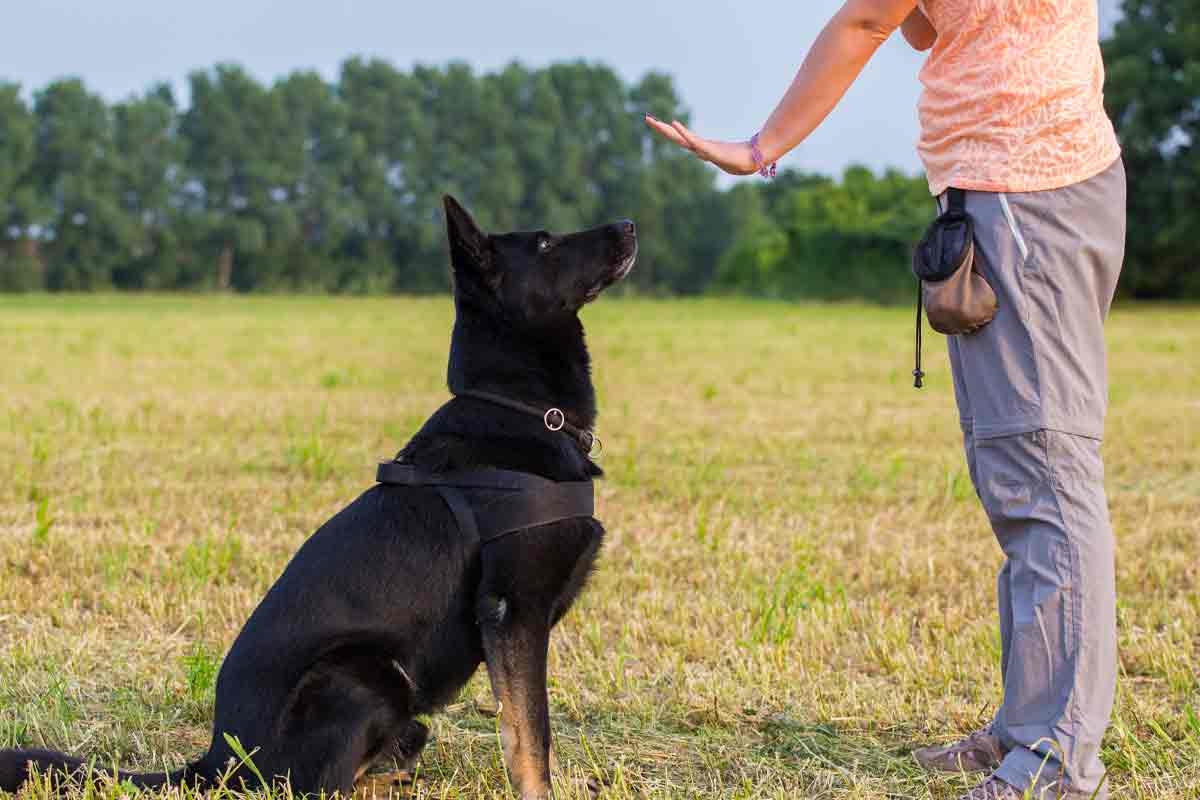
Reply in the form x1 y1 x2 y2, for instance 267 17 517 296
0 295 1196 799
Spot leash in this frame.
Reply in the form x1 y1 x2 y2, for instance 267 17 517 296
375 462 594 546
455 389 599 455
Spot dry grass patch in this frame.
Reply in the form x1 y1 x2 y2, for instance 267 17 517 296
1 295 1196 798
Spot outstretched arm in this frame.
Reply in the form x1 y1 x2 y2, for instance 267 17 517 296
645 0 920 175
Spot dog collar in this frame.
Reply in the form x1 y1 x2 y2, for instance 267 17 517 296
454 390 599 455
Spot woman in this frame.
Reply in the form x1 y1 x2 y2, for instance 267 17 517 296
647 1 1124 798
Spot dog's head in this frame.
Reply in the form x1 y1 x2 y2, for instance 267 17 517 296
443 195 636 327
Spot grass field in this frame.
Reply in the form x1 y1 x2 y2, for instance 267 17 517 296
0 295 1196 799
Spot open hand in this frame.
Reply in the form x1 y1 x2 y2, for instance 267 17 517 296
644 116 760 176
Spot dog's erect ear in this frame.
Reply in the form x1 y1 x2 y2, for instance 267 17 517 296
444 195 491 275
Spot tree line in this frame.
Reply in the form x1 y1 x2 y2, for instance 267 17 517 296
0 2 1195 299
0 61 736 295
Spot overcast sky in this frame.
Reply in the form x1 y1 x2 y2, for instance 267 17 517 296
5 0 1122 178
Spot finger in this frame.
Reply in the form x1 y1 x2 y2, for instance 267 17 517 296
647 116 688 146
670 121 707 157
645 116 692 149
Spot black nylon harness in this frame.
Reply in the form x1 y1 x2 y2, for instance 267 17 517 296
375 462 595 546
375 391 598 545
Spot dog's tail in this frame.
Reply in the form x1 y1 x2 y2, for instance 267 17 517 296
0 747 216 793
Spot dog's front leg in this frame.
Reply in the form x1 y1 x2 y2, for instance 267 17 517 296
479 597 554 800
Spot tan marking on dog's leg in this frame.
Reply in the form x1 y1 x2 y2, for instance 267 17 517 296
483 623 554 800
492 691 552 800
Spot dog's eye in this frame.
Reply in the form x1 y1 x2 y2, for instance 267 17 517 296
537 235 553 253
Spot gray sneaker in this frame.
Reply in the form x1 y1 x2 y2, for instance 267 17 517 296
957 775 1105 800
958 777 1022 800
913 728 1007 774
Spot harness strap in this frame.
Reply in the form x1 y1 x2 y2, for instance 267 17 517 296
378 462 560 491
435 485 479 543
473 481 596 545
376 462 594 545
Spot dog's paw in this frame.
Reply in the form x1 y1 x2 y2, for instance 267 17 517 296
364 719 429 778
512 776 553 800
355 770 416 798
390 719 430 767
553 772 604 799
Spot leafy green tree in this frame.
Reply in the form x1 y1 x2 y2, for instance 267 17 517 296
1103 0 1200 298
268 70 361 290
401 62 520 289
0 83 45 290
714 183 791 296
32 79 133 290
338 57 438 291
623 71 727 293
112 84 184 288
180 65 296 290
716 165 929 301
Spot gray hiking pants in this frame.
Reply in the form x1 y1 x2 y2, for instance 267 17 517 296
945 158 1126 797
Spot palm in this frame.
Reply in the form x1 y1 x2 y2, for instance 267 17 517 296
644 116 759 176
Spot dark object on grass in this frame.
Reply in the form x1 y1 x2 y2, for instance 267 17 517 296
0 196 637 800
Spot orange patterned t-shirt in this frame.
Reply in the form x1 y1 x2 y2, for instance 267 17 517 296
915 0 1121 195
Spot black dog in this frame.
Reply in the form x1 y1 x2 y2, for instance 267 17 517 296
0 196 637 800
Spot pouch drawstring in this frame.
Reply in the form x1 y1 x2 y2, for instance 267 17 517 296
913 190 962 390
914 279 925 389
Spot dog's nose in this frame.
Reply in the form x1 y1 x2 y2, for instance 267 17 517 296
618 220 636 236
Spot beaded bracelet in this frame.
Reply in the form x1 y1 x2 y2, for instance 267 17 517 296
750 133 777 179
